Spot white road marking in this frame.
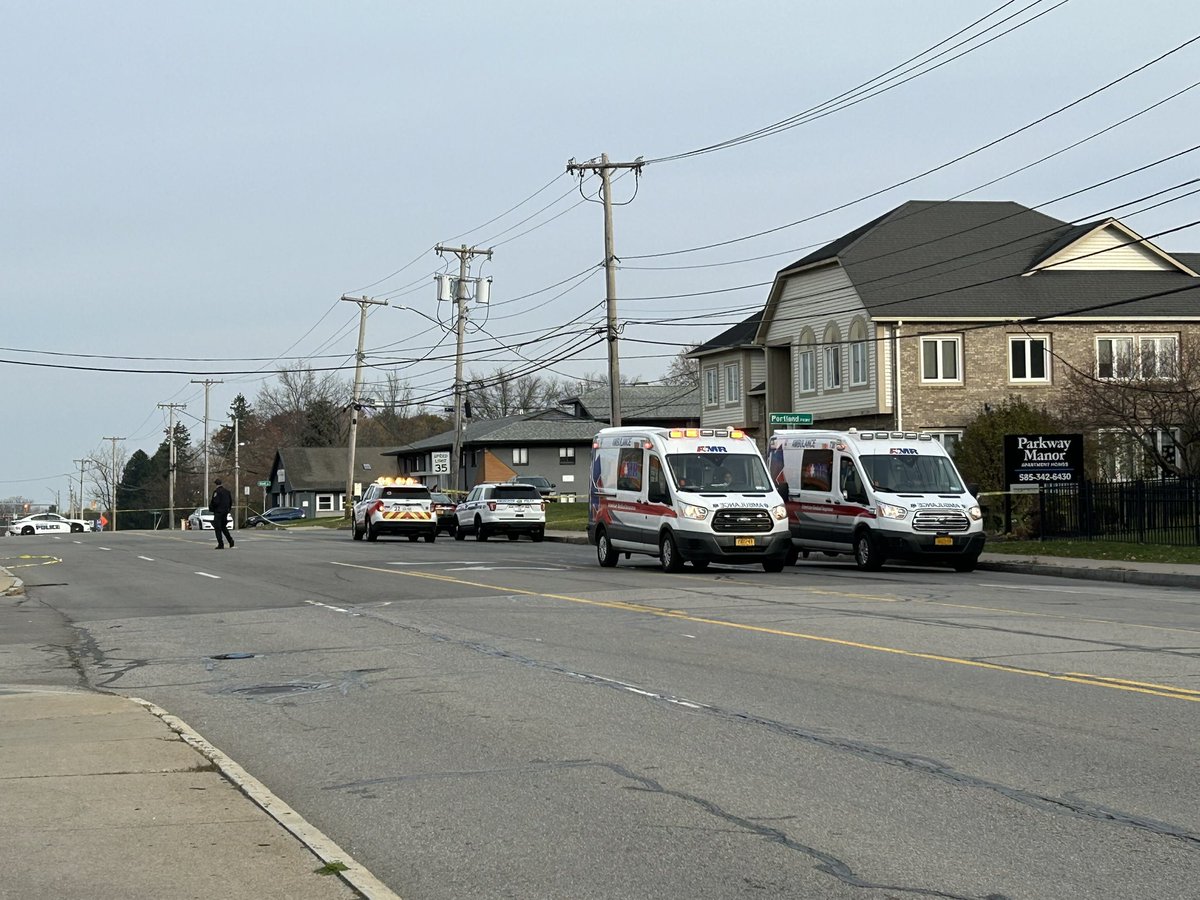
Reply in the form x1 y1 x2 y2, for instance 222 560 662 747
387 560 484 566
976 582 1093 594
98 547 111 551
586 674 705 710
195 572 220 579
73 541 82 545
446 565 565 572
305 599 361 616
137 555 155 561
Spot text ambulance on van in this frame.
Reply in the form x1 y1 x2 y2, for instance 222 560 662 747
588 427 791 572
767 429 985 572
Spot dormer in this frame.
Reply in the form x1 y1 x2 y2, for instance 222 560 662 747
1026 219 1198 275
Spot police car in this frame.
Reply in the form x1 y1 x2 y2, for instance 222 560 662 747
453 482 546 542
6 512 89 536
352 477 437 542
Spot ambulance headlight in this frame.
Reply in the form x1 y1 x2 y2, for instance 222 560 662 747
968 505 982 521
877 501 908 520
770 504 787 521
682 504 709 521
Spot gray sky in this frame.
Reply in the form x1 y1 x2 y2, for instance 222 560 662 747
3 1 1198 502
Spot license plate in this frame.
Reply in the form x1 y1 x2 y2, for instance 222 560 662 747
935 536 954 546
735 537 756 547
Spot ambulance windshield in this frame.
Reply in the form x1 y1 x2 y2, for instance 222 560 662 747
859 454 964 494
666 453 773 493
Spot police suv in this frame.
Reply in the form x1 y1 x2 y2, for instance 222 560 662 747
453 482 546 542
352 477 437 543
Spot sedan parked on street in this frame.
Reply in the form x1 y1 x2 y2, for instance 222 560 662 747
6 512 86 536
187 507 215 530
246 506 306 526
430 492 458 534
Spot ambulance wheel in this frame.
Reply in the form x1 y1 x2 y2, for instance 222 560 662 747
595 528 618 567
853 528 884 571
691 560 710 571
659 532 685 573
762 558 785 573
785 548 799 566
952 554 979 573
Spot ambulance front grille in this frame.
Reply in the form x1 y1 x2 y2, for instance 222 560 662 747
912 510 970 533
712 509 773 533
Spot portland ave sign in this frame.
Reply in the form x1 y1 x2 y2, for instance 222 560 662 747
769 412 813 426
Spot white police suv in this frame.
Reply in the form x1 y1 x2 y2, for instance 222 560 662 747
453 482 546 542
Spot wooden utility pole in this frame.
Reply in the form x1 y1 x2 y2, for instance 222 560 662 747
157 403 186 529
102 436 125 531
340 294 389 515
433 244 492 497
566 153 643 426
190 379 223 503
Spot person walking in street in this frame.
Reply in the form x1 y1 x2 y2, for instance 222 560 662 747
210 479 235 549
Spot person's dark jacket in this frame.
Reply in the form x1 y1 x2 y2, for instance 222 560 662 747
210 485 233 516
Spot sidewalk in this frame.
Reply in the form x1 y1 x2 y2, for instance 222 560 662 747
0 687 398 900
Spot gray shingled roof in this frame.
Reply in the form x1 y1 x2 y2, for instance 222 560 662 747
276 447 398 489
566 384 700 421
783 200 1200 319
384 411 599 455
690 311 763 355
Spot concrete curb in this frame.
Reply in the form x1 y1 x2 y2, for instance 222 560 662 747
0 565 24 596
130 697 403 900
976 558 1200 590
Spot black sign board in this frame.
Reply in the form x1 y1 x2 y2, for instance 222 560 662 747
1004 433 1084 493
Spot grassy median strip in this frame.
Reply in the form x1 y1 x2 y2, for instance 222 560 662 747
988 539 1200 564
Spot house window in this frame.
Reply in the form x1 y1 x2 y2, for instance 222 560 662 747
921 336 961 382
316 494 335 511
1009 335 1050 383
823 325 842 390
798 329 816 393
1098 427 1181 481
928 431 963 457
704 367 720 407
849 321 868 385
724 363 741 404
559 446 575 465
1097 335 1178 379
512 447 528 466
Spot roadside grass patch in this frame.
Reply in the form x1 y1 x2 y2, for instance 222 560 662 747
314 860 349 876
987 539 1200 564
546 501 589 531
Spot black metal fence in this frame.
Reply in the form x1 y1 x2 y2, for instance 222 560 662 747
1035 479 1200 546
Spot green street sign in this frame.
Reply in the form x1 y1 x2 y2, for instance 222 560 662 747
257 480 271 487
769 412 813 426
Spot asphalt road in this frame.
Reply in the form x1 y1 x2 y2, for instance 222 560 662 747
4 527 1200 899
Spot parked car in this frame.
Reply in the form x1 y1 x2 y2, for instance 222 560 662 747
352 478 437 542
454 482 546 542
246 506 306 527
511 475 557 500
187 507 215 530
6 512 86 536
430 492 458 534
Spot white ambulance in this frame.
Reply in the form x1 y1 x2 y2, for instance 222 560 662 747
767 429 985 572
588 427 791 572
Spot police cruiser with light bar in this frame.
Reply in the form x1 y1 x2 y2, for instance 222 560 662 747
352 476 437 543
588 426 791 572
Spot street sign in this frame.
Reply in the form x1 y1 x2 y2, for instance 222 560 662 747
431 451 450 475
257 480 271 487
769 412 813 426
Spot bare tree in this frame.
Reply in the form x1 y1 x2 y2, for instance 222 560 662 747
255 362 350 419
662 344 700 387
465 368 570 419
1057 341 1200 478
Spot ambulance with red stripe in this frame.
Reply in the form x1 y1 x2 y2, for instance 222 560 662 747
588 427 791 572
767 429 985 572
352 476 437 543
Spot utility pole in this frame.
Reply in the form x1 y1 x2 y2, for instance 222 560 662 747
157 403 187 529
339 294 389 515
190 379 223 505
102 436 125 531
73 458 87 519
433 244 493 497
566 153 643 427
233 415 240 530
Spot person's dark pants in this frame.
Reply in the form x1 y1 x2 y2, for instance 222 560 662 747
214 513 235 548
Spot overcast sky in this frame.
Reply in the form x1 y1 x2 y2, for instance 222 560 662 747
3 1 1198 503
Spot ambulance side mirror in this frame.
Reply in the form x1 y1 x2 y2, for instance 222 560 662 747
777 483 789 502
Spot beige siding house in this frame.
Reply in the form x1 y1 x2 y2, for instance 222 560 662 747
690 200 1200 463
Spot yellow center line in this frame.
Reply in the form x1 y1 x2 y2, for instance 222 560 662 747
329 561 1200 703
0 555 62 569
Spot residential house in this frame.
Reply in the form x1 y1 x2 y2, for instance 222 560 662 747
690 200 1200 472
267 447 401 517
559 384 701 428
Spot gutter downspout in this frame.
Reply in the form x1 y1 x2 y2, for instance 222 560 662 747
893 322 903 431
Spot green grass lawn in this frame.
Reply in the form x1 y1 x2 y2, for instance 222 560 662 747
546 501 589 531
986 539 1200 564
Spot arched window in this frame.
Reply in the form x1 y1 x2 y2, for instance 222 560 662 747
797 329 816 393
823 324 842 390
849 319 869 385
